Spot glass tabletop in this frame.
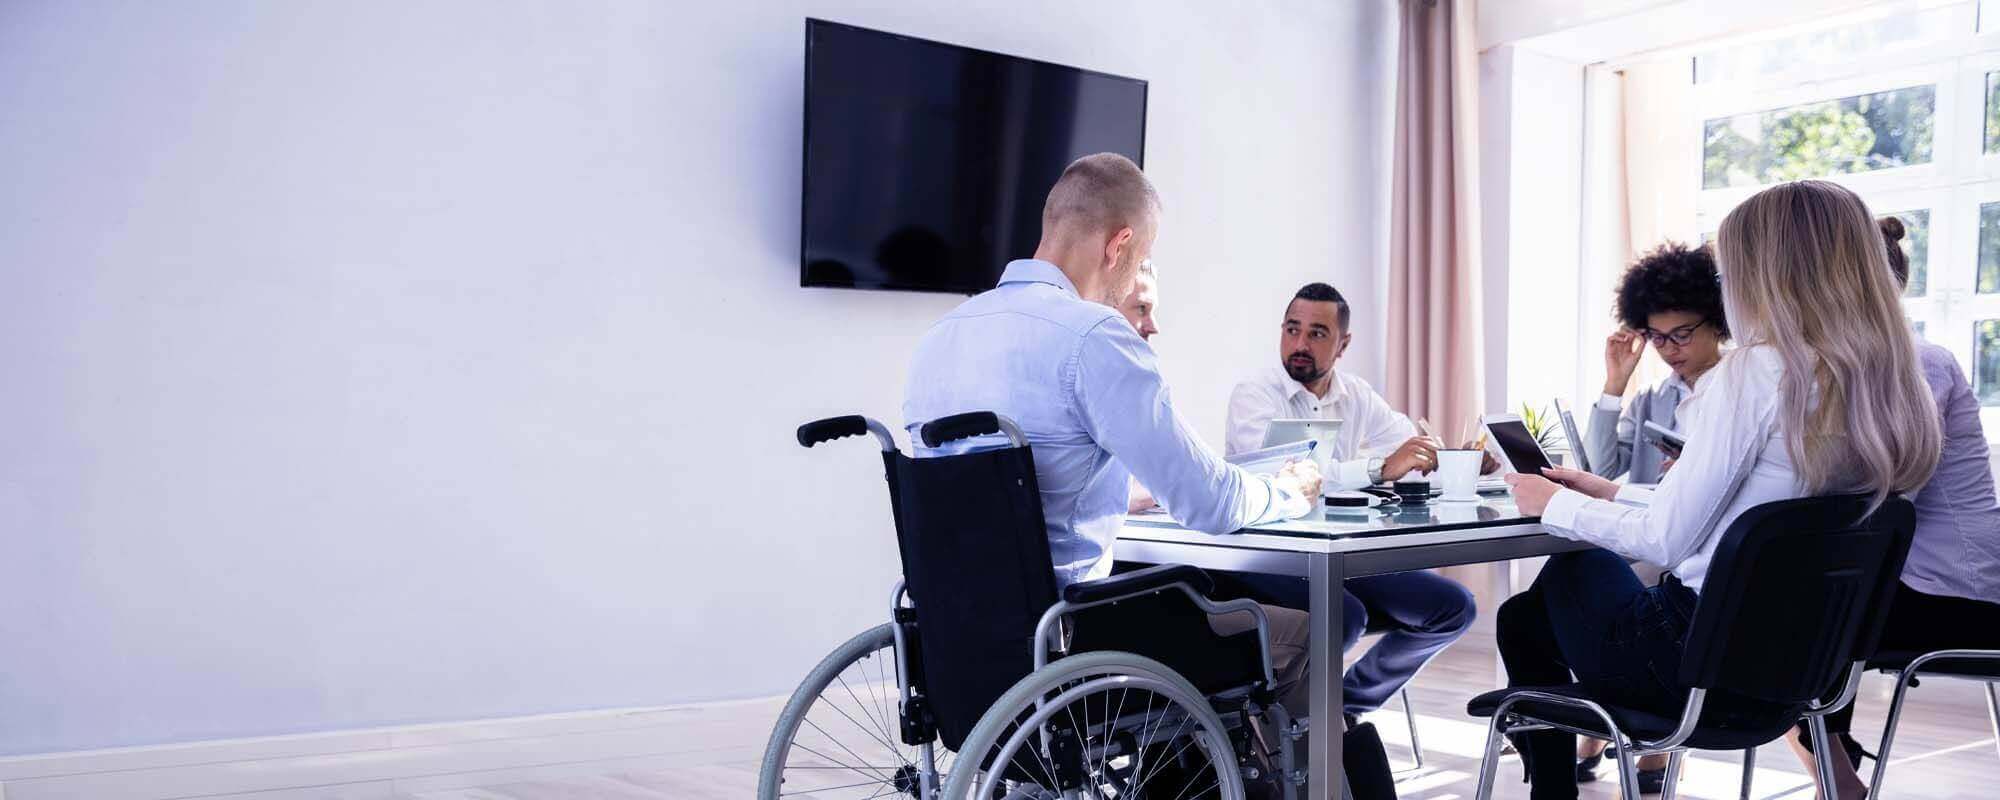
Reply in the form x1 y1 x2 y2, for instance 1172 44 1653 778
1129 494 1537 540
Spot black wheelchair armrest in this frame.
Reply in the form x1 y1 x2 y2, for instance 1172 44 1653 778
1063 563 1214 605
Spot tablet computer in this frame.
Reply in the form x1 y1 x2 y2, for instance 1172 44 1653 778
1261 417 1342 449
1226 439 1316 474
1482 414 1554 475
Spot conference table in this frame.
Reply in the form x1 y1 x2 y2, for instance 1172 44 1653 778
1116 495 1595 799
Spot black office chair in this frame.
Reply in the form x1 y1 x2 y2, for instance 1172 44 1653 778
1463 494 1917 800
759 411 1306 800
1851 648 2000 797
1730 645 2000 800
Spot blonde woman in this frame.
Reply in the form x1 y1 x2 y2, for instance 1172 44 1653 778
1497 180 1942 800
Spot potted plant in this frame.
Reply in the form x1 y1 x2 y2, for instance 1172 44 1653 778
1519 402 1571 466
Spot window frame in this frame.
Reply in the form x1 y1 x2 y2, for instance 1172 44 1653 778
1691 19 2000 435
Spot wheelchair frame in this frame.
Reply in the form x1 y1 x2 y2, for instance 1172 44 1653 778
776 412 1303 800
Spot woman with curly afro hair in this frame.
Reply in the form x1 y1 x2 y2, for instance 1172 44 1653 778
1562 242 1731 790
1584 242 1730 487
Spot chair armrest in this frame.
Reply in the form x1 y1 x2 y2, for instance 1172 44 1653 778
1063 563 1214 605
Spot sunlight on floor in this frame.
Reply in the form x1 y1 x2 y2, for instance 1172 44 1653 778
1360 708 1828 800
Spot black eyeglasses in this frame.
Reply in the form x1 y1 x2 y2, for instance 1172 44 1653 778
1640 320 1708 347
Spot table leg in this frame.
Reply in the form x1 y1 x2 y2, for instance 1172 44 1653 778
1308 552 1347 799
1490 560 1515 686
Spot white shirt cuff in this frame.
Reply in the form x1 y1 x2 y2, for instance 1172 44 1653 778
1597 394 1622 411
1331 458 1374 492
1273 482 1313 520
1541 487 1593 529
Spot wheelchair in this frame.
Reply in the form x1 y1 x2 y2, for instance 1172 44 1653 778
758 411 1309 799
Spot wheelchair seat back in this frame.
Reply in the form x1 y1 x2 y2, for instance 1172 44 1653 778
889 443 1058 752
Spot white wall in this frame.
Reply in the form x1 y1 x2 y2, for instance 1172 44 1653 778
1477 44 1588 416
0 0 1397 755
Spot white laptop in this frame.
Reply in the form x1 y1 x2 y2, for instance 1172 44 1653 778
1261 417 1342 449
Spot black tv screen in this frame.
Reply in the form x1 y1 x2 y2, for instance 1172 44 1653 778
801 19 1148 294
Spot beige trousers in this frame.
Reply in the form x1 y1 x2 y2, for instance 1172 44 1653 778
1208 603 1313 717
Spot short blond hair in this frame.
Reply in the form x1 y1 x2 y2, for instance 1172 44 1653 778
1041 153 1160 239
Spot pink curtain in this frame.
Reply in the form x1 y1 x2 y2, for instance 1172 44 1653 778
1387 0 1485 439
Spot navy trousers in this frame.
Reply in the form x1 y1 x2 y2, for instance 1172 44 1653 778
1216 568 1477 715
1496 549 1699 800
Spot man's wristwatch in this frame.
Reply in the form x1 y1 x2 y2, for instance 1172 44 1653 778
1366 456 1387 484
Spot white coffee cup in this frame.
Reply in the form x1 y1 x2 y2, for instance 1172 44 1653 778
1437 449 1482 502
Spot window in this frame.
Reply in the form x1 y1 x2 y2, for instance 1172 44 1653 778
1986 70 2000 151
1692 1 2000 435
1979 319 2000 402
1981 202 2000 291
1891 208 1932 296
1702 85 1935 189
1696 4 1969 84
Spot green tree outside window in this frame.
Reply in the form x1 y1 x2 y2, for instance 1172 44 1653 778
1704 85 1934 189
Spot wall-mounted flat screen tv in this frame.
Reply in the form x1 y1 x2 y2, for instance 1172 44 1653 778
800 19 1148 294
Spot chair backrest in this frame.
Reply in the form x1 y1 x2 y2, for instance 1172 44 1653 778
889 441 1056 751
1678 494 1916 705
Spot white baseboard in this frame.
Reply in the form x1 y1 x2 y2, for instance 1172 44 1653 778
0 697 778 800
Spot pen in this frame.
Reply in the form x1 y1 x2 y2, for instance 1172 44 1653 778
1416 417 1443 447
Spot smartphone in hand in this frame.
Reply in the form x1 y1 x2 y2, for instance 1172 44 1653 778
1642 420 1685 458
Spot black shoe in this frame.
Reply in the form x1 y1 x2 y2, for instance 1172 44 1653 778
1635 765 1666 794
1796 728 1874 772
1844 732 1877 770
1575 752 1603 783
1597 748 1667 795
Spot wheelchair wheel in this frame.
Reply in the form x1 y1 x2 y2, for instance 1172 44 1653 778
759 623 952 799
940 650 1244 800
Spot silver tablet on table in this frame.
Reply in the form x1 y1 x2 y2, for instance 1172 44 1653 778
1261 417 1342 449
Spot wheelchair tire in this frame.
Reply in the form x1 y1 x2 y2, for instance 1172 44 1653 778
758 623 951 799
940 650 1245 800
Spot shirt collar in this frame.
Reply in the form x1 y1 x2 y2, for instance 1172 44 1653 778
1277 364 1345 403
997 259 1080 298
1665 371 1694 397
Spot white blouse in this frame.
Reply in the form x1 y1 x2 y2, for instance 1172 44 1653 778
1540 345 1807 592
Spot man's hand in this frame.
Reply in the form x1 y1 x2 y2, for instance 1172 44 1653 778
1465 441 1501 474
1539 466 1619 500
1276 458 1323 500
1659 457 1676 475
1127 484 1158 513
1382 436 1439 481
1604 330 1643 397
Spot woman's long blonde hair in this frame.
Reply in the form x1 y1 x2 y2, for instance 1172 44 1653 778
1714 180 1940 507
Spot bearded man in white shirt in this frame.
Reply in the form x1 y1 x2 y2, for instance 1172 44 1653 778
1218 282 1478 718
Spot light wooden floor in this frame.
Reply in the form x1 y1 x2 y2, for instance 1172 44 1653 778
404 631 2000 799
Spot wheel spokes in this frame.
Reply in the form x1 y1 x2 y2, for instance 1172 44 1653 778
779 639 944 798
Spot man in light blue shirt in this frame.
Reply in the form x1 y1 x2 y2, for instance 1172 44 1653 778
903 153 1320 713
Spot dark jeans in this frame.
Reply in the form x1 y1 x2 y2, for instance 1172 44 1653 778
1496 549 1700 800
1817 582 2000 737
1215 569 1476 714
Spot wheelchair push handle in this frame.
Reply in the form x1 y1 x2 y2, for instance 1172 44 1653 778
796 415 898 452
919 411 1028 448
